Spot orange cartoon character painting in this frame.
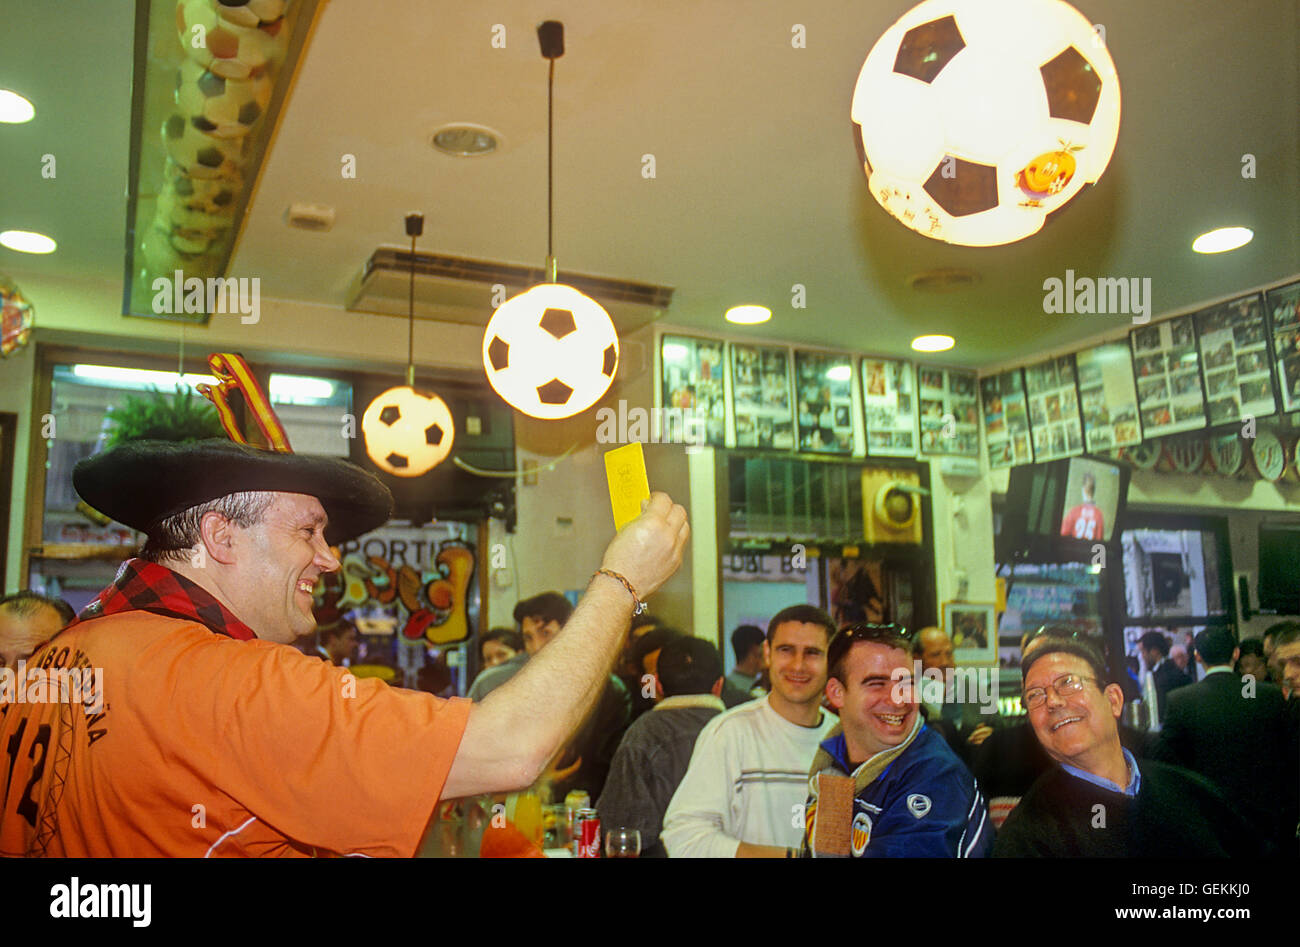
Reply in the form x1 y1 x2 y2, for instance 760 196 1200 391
1016 140 1084 207
321 530 477 646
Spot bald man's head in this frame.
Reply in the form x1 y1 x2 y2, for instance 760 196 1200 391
913 626 954 673
0 592 72 668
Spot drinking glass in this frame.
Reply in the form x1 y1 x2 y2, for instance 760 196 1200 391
605 827 641 858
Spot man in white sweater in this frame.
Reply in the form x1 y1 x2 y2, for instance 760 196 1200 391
662 605 837 857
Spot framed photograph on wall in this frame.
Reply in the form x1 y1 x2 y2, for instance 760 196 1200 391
794 350 854 454
1265 280 1300 413
1075 341 1142 451
1023 354 1083 461
918 365 979 457
660 334 725 446
1194 292 1275 426
943 601 997 666
1130 315 1205 437
861 356 918 457
980 368 1032 468
731 343 795 449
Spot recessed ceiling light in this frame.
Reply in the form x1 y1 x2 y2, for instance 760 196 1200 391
431 124 500 156
724 304 771 325
912 334 954 352
0 230 56 254
0 90 35 123
1192 227 1253 254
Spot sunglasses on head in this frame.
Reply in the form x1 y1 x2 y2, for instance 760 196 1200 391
829 622 908 665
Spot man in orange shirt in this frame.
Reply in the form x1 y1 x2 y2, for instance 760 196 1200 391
0 439 688 857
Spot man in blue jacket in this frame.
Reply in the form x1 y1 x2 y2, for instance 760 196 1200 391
802 623 992 857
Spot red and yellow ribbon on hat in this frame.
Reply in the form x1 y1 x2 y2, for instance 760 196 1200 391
197 352 293 453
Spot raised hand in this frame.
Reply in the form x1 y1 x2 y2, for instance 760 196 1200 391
598 492 689 600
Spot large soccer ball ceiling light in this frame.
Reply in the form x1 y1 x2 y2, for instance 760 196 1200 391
851 0 1121 246
483 283 619 420
481 21 620 420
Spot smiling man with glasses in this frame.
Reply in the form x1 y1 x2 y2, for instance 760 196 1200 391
993 636 1264 857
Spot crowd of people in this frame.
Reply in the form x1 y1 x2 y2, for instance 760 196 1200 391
439 592 1295 858
4 569 1298 858
1 428 1296 858
4 573 1298 859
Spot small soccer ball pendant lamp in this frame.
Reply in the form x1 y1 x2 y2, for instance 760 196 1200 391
362 214 455 476
850 0 1121 246
481 21 619 419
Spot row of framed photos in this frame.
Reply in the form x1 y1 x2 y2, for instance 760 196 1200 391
658 278 1300 467
660 335 978 458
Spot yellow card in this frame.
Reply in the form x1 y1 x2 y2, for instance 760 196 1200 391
604 442 651 531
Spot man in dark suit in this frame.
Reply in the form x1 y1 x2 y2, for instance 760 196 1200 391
1139 631 1192 723
1153 626 1295 855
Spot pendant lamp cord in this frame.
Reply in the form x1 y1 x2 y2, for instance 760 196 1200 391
407 231 416 388
547 56 555 263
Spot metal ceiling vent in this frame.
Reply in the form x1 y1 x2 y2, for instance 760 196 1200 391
905 268 981 293
347 249 674 339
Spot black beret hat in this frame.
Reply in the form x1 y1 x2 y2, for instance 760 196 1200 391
73 439 393 545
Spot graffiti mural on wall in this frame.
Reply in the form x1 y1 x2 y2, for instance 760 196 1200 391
314 525 477 645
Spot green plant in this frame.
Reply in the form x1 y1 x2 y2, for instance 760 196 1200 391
104 384 226 447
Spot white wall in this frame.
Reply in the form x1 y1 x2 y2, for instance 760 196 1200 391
928 458 998 618
0 341 36 591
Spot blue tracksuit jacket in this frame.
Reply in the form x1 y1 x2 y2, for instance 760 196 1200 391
804 722 993 857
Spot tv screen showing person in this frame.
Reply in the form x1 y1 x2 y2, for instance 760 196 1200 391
1059 459 1122 543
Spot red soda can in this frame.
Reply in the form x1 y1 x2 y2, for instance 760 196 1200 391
576 808 600 858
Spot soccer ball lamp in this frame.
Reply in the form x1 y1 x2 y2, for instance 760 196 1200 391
362 213 456 476
483 283 619 420
850 0 1121 246
481 20 621 420
362 385 455 477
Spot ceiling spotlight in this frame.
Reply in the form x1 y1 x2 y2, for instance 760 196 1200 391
912 334 955 352
725 304 772 325
0 90 35 123
1192 227 1253 254
0 230 57 254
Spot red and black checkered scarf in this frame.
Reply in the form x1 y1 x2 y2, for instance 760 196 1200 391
76 558 257 640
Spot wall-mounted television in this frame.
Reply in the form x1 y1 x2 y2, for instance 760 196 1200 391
999 456 1130 562
1258 522 1300 616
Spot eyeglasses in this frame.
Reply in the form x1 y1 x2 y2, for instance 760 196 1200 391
1021 673 1096 710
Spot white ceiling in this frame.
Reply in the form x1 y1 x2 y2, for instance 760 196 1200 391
3 0 1298 368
